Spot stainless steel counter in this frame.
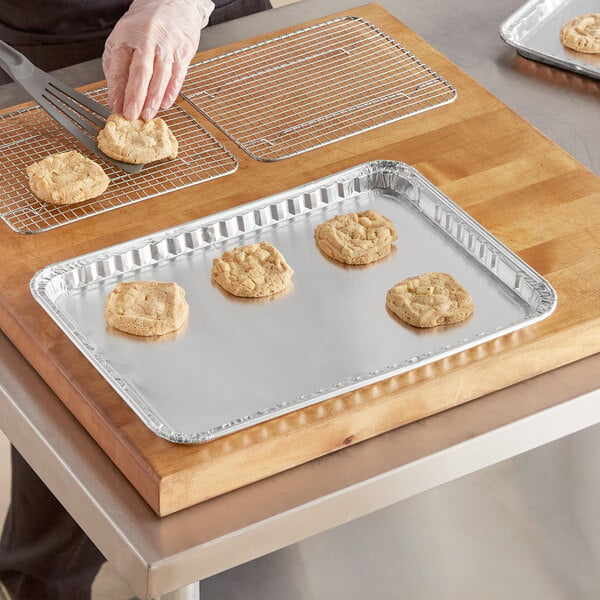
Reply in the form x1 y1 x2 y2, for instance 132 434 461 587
1 1 599 599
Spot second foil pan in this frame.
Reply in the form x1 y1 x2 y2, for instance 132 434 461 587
30 161 557 443
500 0 600 80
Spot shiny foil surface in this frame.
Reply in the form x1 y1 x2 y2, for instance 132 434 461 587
31 161 556 443
501 0 600 79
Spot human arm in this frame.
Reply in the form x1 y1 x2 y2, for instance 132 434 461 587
102 0 214 121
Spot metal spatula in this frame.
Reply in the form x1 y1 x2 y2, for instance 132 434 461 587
0 40 143 174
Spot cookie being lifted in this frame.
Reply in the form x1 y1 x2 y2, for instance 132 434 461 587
212 241 294 298
97 113 178 164
105 281 189 337
386 272 474 328
315 210 398 265
26 150 109 205
560 13 600 54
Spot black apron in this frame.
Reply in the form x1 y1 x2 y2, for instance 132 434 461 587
0 0 272 84
0 0 131 83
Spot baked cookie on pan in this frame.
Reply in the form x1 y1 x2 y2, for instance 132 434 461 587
97 113 178 164
386 272 474 328
212 241 294 298
26 150 109 205
315 210 398 265
560 13 600 54
105 281 189 337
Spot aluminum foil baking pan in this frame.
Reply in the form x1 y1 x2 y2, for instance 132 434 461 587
500 0 600 80
30 161 557 444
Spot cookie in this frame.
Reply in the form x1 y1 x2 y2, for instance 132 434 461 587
212 241 294 298
386 272 474 328
315 210 398 265
26 150 109 205
97 113 178 164
560 14 600 54
105 281 189 337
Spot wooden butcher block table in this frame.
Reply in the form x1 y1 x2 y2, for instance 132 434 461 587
1 4 599 516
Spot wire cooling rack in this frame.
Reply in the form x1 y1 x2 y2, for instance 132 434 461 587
0 88 238 234
181 16 457 161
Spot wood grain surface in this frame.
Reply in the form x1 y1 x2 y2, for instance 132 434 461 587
1 4 599 515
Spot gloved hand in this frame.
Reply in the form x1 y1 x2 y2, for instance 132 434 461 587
103 0 213 121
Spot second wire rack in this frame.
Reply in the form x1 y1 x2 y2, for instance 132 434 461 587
182 16 457 161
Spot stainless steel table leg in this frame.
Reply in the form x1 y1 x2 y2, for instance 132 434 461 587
154 581 200 600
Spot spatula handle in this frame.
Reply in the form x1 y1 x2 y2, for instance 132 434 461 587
0 40 35 81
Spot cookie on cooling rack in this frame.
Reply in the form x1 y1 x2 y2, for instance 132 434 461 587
26 150 109 205
97 113 178 164
105 281 189 337
386 272 474 328
560 13 600 54
315 210 398 265
212 241 294 298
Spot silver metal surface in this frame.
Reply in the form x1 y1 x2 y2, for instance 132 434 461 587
31 161 555 443
157 582 200 600
0 40 142 174
202 417 600 600
500 0 600 79
2 327 600 600
0 87 238 234
182 17 456 161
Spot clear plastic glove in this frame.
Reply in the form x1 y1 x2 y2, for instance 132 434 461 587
103 0 213 121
